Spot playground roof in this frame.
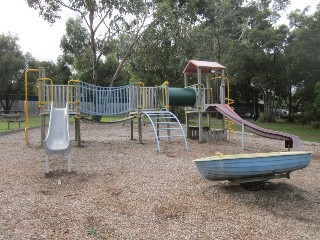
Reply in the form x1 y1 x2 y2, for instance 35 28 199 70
183 60 225 75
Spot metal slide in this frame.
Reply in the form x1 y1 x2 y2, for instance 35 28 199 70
43 102 72 173
206 104 301 151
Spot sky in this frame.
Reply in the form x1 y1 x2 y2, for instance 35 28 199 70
0 0 319 63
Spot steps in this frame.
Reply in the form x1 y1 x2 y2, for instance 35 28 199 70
142 111 188 152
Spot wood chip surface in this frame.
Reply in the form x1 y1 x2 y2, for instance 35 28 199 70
0 122 319 239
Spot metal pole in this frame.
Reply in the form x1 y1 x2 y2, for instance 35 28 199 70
241 122 245 150
24 68 41 144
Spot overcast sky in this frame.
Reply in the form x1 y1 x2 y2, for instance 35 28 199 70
0 0 318 62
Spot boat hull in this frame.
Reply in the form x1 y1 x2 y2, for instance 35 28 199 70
193 151 312 182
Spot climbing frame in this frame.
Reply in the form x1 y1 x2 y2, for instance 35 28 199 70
142 111 188 153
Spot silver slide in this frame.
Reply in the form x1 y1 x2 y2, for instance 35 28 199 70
43 102 72 173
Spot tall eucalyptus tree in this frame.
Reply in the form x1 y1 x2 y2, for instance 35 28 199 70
26 0 153 86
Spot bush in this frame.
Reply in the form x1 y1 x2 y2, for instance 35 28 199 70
311 122 320 129
258 113 267 123
171 106 185 122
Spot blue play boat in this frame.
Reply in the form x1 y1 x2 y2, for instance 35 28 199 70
194 151 312 183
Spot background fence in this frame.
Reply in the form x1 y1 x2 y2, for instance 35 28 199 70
4 101 39 116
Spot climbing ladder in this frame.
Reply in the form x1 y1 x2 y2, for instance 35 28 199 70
142 111 188 152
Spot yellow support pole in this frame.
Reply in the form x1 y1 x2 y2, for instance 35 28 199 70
211 76 235 140
24 68 40 145
67 80 81 112
37 78 54 108
161 81 170 109
137 82 145 109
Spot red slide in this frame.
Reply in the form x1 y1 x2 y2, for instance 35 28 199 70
205 104 301 151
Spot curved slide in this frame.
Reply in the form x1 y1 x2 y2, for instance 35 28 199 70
205 104 301 151
43 102 72 173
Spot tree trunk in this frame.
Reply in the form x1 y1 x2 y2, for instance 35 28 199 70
87 1 99 85
110 36 140 87
264 90 275 122
0 95 13 113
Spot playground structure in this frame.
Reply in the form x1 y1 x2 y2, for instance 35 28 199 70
24 60 302 173
181 60 301 150
182 60 232 141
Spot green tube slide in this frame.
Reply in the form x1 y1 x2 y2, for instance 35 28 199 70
168 87 196 107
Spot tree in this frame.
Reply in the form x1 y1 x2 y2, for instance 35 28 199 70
192 0 245 62
60 17 92 82
224 0 291 122
59 17 128 85
128 0 198 86
55 55 73 84
0 33 25 113
26 0 153 86
285 7 320 122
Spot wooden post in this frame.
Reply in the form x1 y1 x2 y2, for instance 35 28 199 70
154 85 159 110
75 117 78 141
39 68 47 146
221 70 226 140
130 119 134 140
75 117 81 146
186 112 190 138
164 82 170 141
197 67 203 142
184 73 188 87
198 111 203 142
138 112 142 144
40 115 46 147
220 70 226 104
156 115 159 139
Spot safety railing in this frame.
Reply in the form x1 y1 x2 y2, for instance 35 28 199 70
38 78 53 112
68 80 81 114
79 81 137 116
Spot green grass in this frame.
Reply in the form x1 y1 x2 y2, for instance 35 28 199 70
238 118 320 143
189 116 320 143
0 115 71 132
1 114 320 143
0 114 133 132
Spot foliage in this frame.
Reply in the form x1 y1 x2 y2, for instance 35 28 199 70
25 53 72 88
59 17 128 86
192 0 245 62
128 0 198 86
285 7 320 122
21 0 320 125
26 0 153 86
0 33 25 112
225 1 291 122
60 17 89 56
